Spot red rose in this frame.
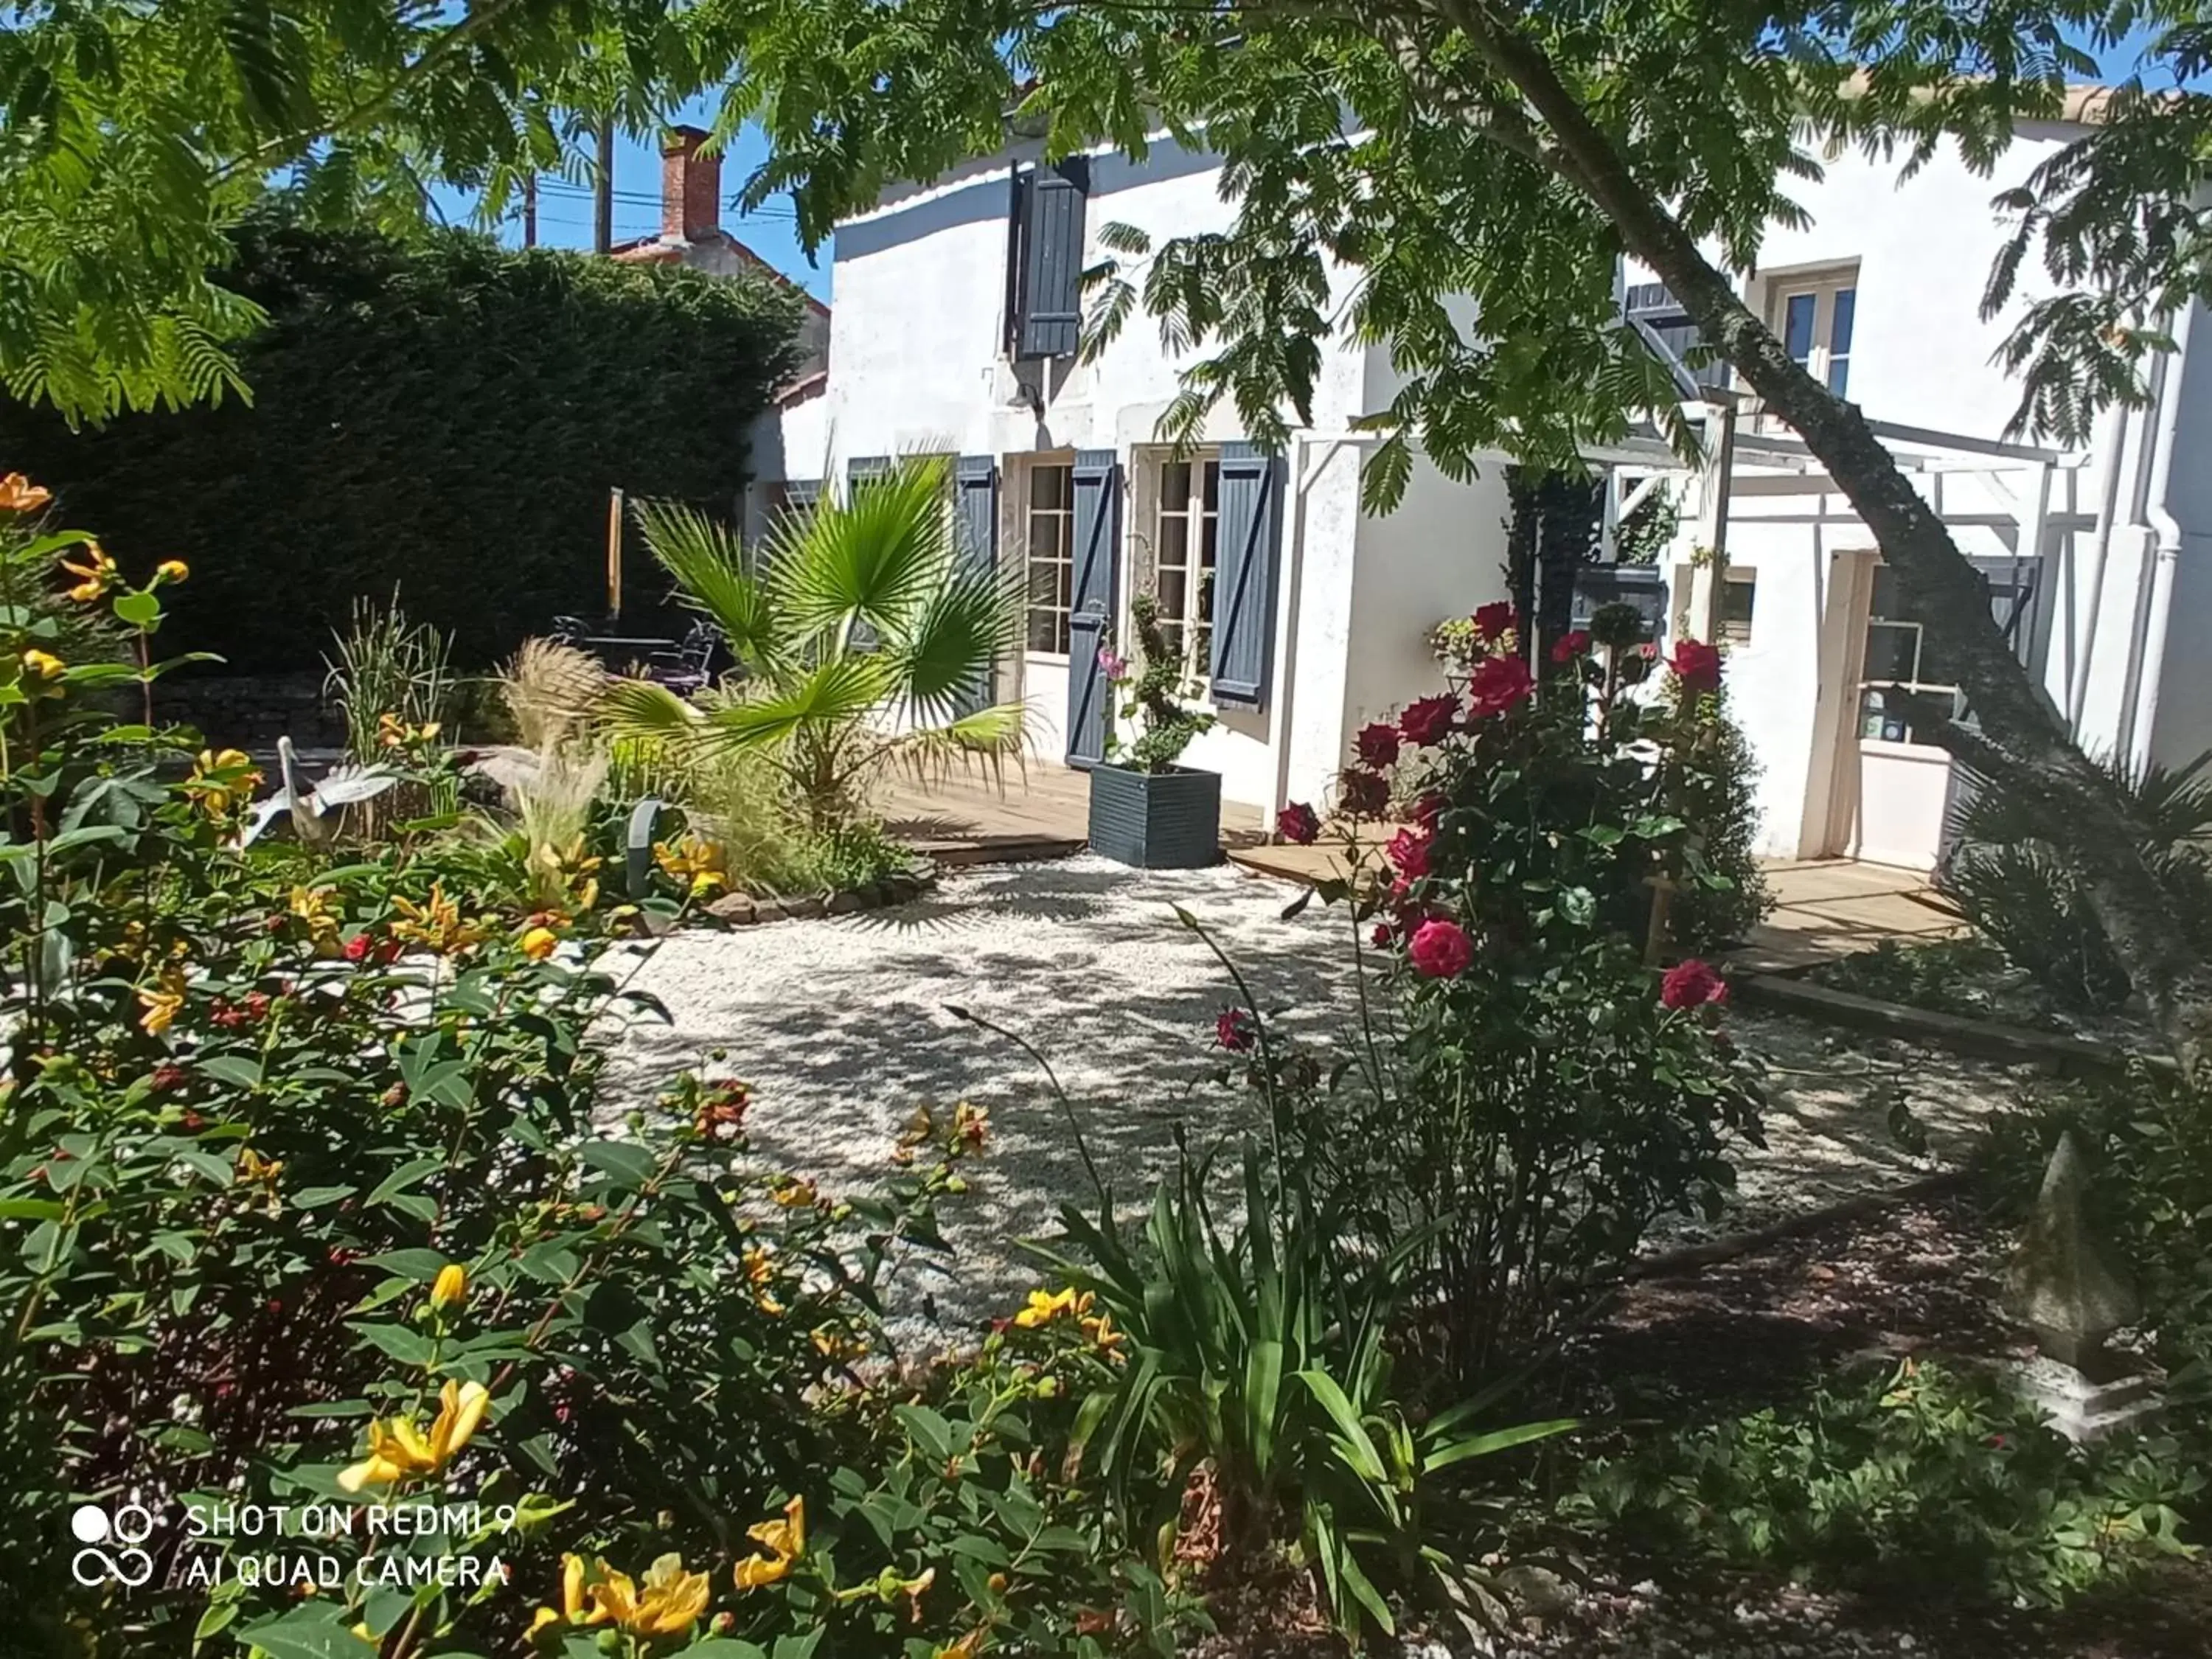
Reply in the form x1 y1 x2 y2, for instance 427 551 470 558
1399 695 1458 747
344 933 373 964
1551 630 1591 664
1354 720 1401 769
1466 653 1535 718
243 992 272 1021
1338 768 1390 819
1215 1008 1257 1052
1407 917 1474 978
1669 639 1722 692
1472 601 1519 641
1371 922 1395 948
1411 793 1447 829
1660 959 1729 1009
1386 827 1432 879
1276 801 1321 845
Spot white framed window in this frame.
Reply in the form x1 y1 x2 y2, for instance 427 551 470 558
1858 566 1960 746
1764 264 1858 397
1021 459 1076 656
1145 453 1222 682
1719 570 1756 647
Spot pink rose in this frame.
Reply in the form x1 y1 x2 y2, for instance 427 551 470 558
1386 827 1432 879
1276 801 1320 845
1354 720 1401 769
1551 630 1590 664
1399 695 1458 747
1215 1007 1257 1051
1466 653 1534 718
1660 959 1729 1009
1669 639 1722 693
1407 917 1474 978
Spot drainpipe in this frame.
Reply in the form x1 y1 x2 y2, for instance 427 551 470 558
2119 305 2193 770
2065 402 2131 728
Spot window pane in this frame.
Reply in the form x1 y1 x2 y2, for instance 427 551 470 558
1826 352 1850 397
1029 512 1062 565
1828 288 1856 357
1161 460 1191 507
1200 459 1220 512
1027 610 1060 653
1033 465 1069 509
1158 514 1190 573
1027 560 1060 606
1782 293 1816 362
1720 576 1756 644
1864 620 1918 683
1158 566 1189 623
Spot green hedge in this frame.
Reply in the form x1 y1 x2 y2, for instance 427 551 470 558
0 216 805 672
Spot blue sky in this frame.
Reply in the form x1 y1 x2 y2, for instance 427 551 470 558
439 27 2185 307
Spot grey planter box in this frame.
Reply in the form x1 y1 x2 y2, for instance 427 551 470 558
1088 762 1222 869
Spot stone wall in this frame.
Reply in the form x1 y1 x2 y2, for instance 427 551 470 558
156 675 345 748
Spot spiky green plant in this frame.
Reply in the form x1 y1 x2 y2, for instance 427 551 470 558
605 455 1026 832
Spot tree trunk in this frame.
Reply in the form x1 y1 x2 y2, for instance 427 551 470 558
1439 0 2212 1074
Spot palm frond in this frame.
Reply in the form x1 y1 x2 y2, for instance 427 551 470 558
890 556 1027 726
635 499 782 672
769 455 956 650
884 701 1031 781
680 657 899 753
601 676 709 739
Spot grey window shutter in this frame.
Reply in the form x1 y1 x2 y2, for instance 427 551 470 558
1015 159 1089 361
1065 449 1120 767
1209 442 1281 709
953 456 1000 717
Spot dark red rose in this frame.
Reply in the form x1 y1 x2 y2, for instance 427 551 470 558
1215 1007 1257 1052
1550 630 1591 664
1386 827 1433 879
1338 768 1390 819
1472 602 1519 641
1466 653 1535 718
1276 801 1321 845
1660 959 1729 1009
150 1063 189 1093
1407 918 1474 979
1354 720 1401 769
1669 639 1723 693
1399 695 1458 747
1411 793 1447 829
1371 922 1394 948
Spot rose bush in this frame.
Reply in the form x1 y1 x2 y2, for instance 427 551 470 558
1278 611 1763 1382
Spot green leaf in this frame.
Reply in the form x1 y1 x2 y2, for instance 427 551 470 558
235 1609 375 1659
580 1140 656 1189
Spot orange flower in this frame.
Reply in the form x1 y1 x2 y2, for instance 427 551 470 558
0 473 52 514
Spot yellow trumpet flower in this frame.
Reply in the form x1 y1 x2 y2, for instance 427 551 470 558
529 1552 611 1635
389 884 489 956
734 1495 804 1590
336 1379 493 1492
589 1554 712 1638
184 749 262 817
136 966 187 1036
1011 1287 1091 1329
21 648 64 681
58 542 116 603
518 925 559 961
430 1263 467 1311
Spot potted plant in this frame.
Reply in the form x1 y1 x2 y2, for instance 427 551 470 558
1088 593 1221 868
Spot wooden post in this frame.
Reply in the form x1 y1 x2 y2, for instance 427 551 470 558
593 117 615 254
1692 396 1739 641
523 173 538 248
606 487 625 619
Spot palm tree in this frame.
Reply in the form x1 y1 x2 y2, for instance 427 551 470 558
604 454 1026 831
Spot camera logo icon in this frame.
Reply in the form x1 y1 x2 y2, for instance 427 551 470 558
69 1503 156 1587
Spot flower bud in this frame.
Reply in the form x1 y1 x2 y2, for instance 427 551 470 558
431 1262 467 1312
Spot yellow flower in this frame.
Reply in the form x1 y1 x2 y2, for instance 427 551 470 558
136 966 188 1036
390 884 489 956
236 1146 283 1190
184 749 262 817
952 1100 990 1149
653 834 727 897
529 1552 611 1635
933 1630 987 1659
289 884 341 950
430 1263 467 1312
58 542 116 603
1080 1309 1126 1352
0 473 52 513
734 1495 805 1591
591 1554 712 1638
1011 1287 1089 1329
742 1245 786 1317
21 648 63 681
156 559 189 582
337 1379 493 1492
518 925 559 961
769 1175 818 1208
809 1323 868 1363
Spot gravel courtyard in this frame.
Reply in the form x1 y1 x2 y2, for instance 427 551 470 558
595 855 2025 1333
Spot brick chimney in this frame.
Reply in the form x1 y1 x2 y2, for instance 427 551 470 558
660 125 722 243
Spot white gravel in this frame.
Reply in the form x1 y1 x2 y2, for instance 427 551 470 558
594 856 2025 1335
596 855 1365 1328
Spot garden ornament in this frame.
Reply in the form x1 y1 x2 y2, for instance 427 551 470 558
237 735 400 847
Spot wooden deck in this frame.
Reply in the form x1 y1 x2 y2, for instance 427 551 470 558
877 762 1267 865
1228 835 1958 970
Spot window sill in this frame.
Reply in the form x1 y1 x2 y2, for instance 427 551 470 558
1855 737 1952 762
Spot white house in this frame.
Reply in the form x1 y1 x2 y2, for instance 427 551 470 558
759 105 2212 869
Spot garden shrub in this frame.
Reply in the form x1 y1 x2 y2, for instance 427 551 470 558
1099 593 1214 771
0 212 807 672
0 489 1192 1658
1573 1357 2202 1607
1281 606 1764 1385
1668 689 1773 952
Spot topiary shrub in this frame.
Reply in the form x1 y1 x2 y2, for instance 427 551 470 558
0 211 806 673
